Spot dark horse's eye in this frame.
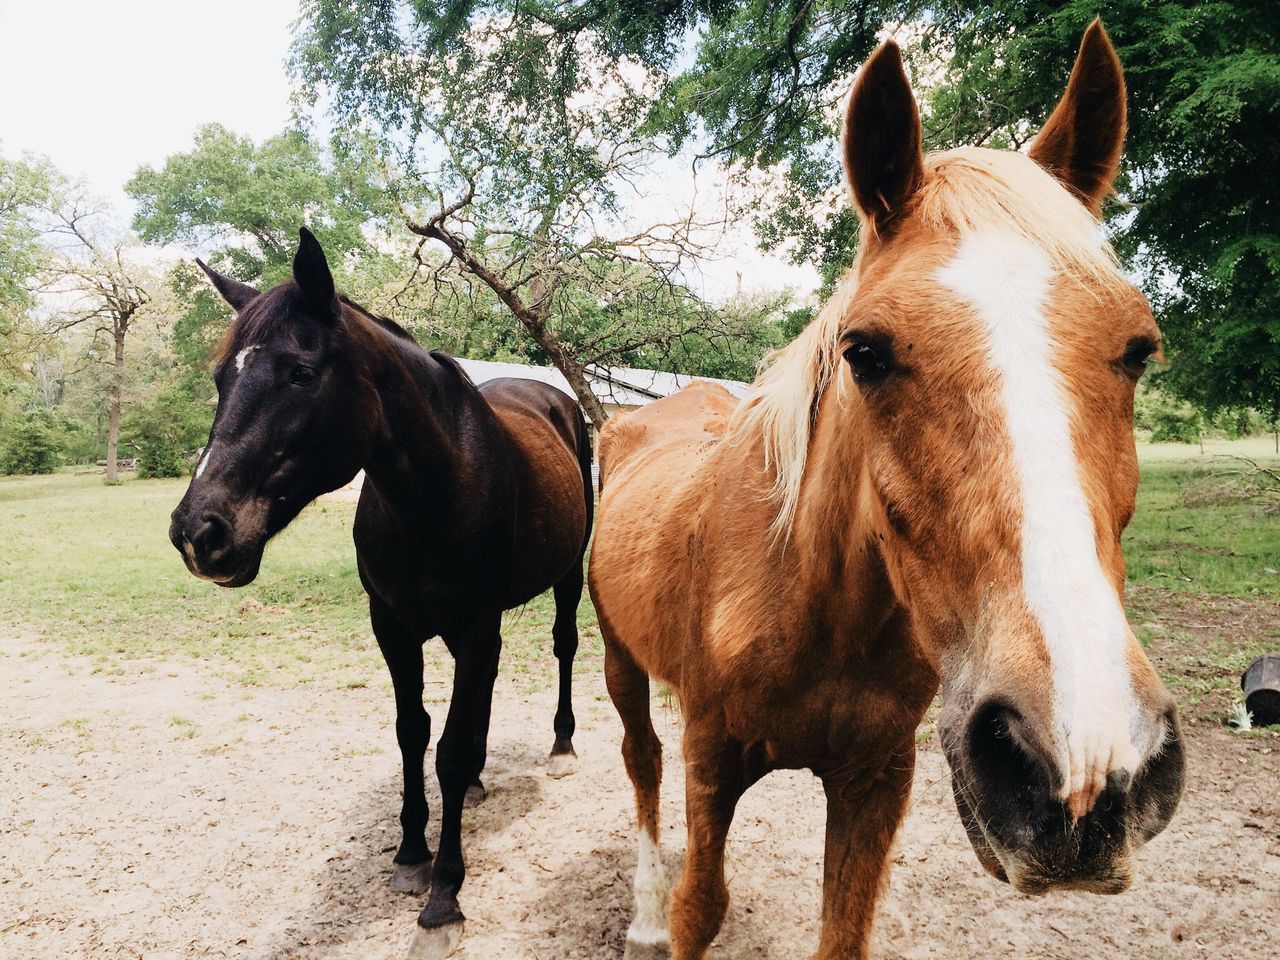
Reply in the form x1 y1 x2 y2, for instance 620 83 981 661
290 365 316 386
844 338 894 385
1120 336 1158 377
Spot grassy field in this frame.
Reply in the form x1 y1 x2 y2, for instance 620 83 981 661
0 441 1275 690
0 471 600 687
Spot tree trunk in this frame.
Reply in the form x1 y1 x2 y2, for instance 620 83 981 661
106 319 126 482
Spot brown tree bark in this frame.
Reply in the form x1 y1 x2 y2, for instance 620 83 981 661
405 214 611 428
105 311 129 482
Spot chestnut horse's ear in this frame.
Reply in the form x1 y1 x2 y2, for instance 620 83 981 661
195 259 261 311
293 226 340 319
1029 19 1126 216
842 40 924 237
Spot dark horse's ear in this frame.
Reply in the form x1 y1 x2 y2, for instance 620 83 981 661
195 259 261 311
1029 19 1126 216
842 39 924 238
293 226 340 319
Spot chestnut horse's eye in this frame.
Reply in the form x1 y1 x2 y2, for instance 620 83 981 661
289 365 316 386
844 338 894 385
1120 337 1158 377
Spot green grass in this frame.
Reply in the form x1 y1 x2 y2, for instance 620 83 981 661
0 441 1274 687
1126 445 1280 597
0 470 600 686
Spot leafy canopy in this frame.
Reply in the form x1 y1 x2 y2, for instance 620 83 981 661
555 1 1280 418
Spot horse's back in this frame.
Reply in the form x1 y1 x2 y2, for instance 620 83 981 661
598 380 738 489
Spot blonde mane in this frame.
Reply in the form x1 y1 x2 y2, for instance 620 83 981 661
730 146 1122 536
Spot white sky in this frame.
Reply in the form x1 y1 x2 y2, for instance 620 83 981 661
0 0 818 302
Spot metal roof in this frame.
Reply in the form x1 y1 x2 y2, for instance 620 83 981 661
453 357 749 407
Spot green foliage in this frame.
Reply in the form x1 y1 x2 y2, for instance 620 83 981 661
1135 385 1203 443
124 386 212 479
563 2 1280 416
921 2 1280 419
127 124 393 287
1 410 62 475
0 149 57 347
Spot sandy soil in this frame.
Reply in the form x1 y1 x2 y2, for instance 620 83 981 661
2 623 1277 960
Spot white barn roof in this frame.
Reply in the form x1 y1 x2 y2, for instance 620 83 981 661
453 358 750 407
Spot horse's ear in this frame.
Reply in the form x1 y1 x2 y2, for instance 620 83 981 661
195 259 260 311
293 226 339 319
842 39 924 237
1029 19 1126 216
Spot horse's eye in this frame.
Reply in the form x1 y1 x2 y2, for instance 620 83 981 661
290 365 316 386
844 338 894 385
1120 337 1158 377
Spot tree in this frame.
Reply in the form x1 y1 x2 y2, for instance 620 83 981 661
0 149 57 369
547 1 1278 418
35 179 157 482
291 1 782 425
916 3 1280 419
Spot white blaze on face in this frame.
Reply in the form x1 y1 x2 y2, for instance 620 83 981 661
627 828 670 946
195 444 212 479
937 230 1140 818
234 345 258 373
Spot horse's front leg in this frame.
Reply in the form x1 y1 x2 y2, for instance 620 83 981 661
411 610 502 959
371 597 433 895
667 721 758 960
815 741 916 960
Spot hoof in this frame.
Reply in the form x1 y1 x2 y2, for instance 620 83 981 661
407 921 464 960
623 934 670 960
546 750 577 779
390 861 433 895
463 782 487 808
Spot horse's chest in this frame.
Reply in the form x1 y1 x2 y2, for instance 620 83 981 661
354 523 498 638
720 653 932 771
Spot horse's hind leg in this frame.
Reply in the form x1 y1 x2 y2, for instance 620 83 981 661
370 598 433 895
548 561 584 777
463 651 499 807
603 633 668 958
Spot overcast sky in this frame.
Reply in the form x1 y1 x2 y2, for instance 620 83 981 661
0 0 817 300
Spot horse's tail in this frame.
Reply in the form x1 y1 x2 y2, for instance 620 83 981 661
575 408 595 554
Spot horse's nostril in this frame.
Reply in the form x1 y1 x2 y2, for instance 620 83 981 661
193 512 233 562
962 699 1063 848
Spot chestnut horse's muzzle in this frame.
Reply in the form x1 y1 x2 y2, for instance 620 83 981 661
941 697 1185 895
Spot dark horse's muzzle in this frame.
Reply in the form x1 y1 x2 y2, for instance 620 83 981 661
169 483 267 588
941 698 1185 894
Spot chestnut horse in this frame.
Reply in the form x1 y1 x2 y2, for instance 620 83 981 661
589 22 1184 960
169 229 592 956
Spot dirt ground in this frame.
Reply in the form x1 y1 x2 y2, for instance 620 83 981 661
2 608 1277 960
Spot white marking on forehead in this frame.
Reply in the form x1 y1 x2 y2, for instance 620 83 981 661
195 445 212 479
937 230 1139 798
234 345 259 373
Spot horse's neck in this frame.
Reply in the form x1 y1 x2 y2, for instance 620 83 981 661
784 386 899 642
360 331 506 520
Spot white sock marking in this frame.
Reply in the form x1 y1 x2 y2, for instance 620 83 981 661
937 230 1139 802
628 828 669 945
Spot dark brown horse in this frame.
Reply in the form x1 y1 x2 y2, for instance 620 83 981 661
169 228 593 956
